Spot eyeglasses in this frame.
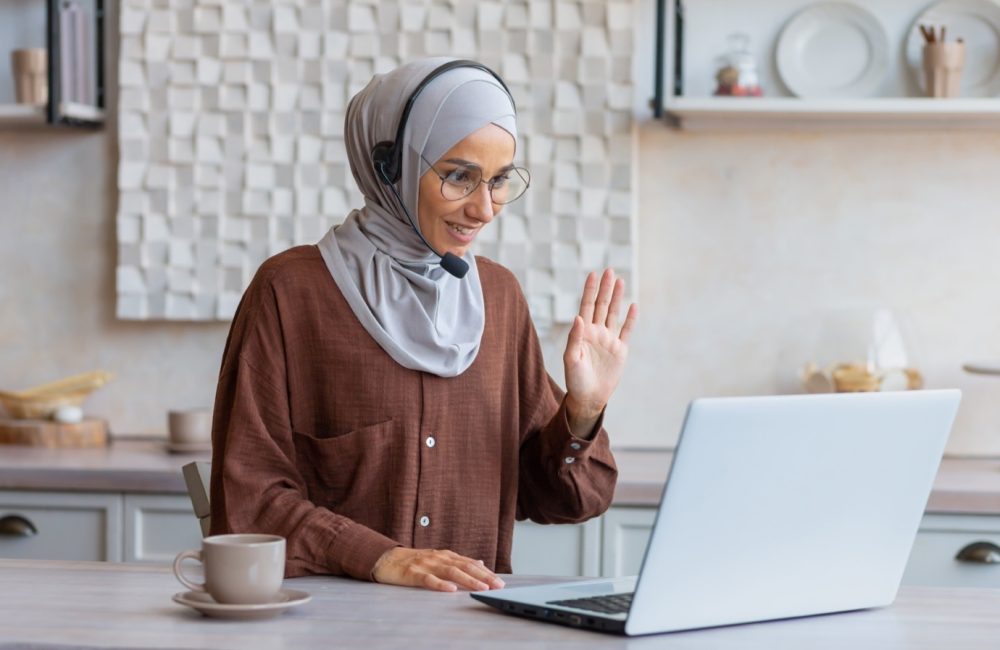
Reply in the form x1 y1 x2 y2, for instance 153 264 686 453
421 154 530 205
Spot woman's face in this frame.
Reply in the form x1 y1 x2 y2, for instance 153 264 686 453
417 124 515 258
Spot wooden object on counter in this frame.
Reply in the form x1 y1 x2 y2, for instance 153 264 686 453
0 369 114 419
0 418 108 448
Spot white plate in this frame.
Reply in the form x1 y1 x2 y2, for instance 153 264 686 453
172 588 312 620
776 2 890 98
906 0 1000 97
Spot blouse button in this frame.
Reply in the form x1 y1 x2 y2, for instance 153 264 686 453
564 457 575 464
570 442 581 450
426 436 436 448
419 515 430 527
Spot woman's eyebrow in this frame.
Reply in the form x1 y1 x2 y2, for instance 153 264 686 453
440 158 516 174
440 158 481 168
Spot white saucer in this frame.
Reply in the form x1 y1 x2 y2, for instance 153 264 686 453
165 441 212 454
173 588 311 620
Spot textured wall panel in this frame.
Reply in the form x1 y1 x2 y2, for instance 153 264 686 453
116 0 635 327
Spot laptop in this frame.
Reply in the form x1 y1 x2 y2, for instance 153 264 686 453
472 390 961 636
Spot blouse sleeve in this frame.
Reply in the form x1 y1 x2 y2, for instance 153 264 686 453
209 271 400 581
514 294 619 525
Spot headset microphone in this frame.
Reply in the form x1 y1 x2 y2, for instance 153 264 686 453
376 159 470 279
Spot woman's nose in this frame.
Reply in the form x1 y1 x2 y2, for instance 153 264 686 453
465 183 496 223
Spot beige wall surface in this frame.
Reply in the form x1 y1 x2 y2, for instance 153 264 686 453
4 123 1000 454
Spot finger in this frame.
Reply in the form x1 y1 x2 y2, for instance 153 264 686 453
443 564 490 591
564 315 584 361
442 551 505 588
457 559 505 589
420 572 458 592
592 268 615 325
577 271 599 322
618 303 638 344
605 277 625 330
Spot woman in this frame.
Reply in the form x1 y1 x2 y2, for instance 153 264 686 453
210 58 638 593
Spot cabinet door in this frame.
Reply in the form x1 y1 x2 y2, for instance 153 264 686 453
0 490 122 562
903 514 1000 588
511 519 601 577
123 494 203 563
601 507 656 577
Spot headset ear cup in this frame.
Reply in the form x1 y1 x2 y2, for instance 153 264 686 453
371 141 396 185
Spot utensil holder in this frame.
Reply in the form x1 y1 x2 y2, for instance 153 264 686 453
10 48 47 105
923 42 965 98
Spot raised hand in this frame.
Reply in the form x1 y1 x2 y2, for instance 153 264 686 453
563 268 638 438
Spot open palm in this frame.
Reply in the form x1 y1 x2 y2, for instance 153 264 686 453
563 269 638 421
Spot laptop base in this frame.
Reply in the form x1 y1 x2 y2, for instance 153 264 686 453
471 592 627 635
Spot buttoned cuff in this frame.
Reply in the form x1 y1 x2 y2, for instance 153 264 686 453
326 519 401 582
541 398 608 472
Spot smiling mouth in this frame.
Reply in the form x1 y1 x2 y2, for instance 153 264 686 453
447 222 478 236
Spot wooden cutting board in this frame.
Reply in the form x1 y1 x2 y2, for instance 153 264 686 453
0 418 108 448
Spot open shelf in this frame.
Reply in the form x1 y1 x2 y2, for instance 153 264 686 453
664 97 1000 130
0 0 104 129
652 0 1000 130
0 104 46 126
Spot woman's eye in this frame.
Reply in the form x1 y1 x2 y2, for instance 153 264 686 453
490 174 510 188
445 168 475 184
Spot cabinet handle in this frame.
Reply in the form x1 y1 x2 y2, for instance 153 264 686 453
955 541 1000 564
0 514 38 537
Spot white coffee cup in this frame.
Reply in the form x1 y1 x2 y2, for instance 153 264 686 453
167 408 212 445
173 534 285 604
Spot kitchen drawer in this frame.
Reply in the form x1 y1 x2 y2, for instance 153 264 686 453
123 494 203 563
903 514 1000 588
0 490 122 561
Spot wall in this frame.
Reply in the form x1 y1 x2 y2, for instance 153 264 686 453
3 2 1000 453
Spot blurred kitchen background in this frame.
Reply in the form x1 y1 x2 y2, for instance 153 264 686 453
2 0 1000 454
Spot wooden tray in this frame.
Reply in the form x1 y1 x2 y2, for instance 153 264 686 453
0 418 108 448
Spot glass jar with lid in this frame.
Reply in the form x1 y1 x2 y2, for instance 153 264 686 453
714 33 763 97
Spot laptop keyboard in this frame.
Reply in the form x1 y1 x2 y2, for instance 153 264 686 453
547 592 634 615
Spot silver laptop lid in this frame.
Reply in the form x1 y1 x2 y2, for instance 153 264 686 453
626 390 960 635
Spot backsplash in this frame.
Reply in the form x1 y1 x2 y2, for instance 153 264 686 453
114 0 636 328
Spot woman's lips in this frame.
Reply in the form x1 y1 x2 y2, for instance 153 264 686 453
445 221 478 244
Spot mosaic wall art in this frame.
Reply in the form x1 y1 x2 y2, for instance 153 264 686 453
116 0 635 328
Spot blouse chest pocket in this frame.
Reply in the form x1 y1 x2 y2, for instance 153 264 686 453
292 418 400 505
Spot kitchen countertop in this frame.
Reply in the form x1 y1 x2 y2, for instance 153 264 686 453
3 559 1000 649
2 441 1000 515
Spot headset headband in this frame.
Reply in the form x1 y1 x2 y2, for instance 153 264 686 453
371 59 515 185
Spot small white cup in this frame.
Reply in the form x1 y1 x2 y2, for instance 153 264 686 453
173 534 286 604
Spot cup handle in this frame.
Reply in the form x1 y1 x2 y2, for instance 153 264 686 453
173 549 206 592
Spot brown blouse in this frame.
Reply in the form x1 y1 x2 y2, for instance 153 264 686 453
209 245 618 580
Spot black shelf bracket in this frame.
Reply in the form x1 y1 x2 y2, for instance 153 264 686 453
653 0 684 119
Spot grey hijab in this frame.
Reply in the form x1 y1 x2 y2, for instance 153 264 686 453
317 58 518 377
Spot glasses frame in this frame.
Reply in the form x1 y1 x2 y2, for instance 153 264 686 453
420 154 531 205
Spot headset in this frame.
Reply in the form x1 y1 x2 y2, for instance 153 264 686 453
371 59 515 279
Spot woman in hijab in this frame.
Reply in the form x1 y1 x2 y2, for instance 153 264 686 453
210 57 638 593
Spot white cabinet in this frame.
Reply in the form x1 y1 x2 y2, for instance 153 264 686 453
514 507 1000 588
0 490 201 564
511 519 601 576
123 494 203 563
601 507 656 577
903 514 1000 588
0 490 123 562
